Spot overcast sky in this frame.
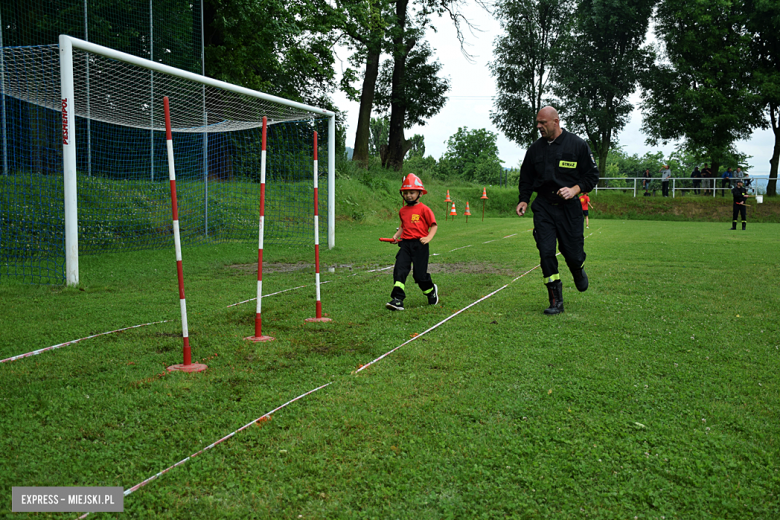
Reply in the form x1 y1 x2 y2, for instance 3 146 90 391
332 5 775 175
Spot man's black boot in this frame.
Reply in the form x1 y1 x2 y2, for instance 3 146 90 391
742 222 746 230
544 280 564 315
731 222 737 230
572 268 589 292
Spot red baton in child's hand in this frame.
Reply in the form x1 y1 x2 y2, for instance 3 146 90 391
379 237 396 242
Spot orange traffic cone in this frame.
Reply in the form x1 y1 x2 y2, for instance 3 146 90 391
481 187 488 221
450 202 457 218
445 190 452 221
465 201 471 223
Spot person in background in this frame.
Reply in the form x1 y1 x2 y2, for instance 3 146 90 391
580 192 593 229
730 179 752 230
743 172 753 192
701 163 713 195
660 164 671 197
721 167 733 196
691 165 702 195
643 168 652 195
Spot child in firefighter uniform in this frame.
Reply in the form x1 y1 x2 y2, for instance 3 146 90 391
731 179 752 230
386 174 438 311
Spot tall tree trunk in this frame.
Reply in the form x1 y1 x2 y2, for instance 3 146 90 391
597 139 609 186
351 45 381 167
710 159 721 194
385 0 412 171
768 107 779 197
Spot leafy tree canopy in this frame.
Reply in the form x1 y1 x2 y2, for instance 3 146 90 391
489 0 574 148
441 127 504 183
640 0 763 176
373 40 450 129
554 0 655 176
203 0 338 107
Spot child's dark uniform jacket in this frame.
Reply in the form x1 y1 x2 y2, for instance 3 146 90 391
391 202 436 301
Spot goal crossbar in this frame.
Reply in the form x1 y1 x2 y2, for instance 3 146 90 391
58 35 336 285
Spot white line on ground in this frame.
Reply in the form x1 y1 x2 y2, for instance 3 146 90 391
0 321 170 364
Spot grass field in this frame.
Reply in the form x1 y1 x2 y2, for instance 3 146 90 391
2 217 779 518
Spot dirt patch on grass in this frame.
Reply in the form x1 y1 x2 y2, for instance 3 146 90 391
229 262 361 273
229 262 312 273
428 262 516 276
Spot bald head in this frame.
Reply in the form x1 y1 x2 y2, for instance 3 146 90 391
536 106 561 141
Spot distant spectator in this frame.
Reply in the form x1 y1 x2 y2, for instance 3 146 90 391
643 168 652 195
580 192 593 229
660 164 671 197
721 167 733 196
691 166 701 195
743 172 752 192
701 163 713 195
730 179 751 230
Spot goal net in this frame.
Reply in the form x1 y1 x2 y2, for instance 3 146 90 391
0 36 335 285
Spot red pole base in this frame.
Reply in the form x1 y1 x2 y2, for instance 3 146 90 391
244 335 275 342
305 317 332 323
167 363 208 373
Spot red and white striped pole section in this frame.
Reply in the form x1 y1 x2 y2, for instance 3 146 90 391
305 131 332 323
163 97 207 373
245 116 275 341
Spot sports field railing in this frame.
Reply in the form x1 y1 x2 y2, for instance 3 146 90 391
592 176 771 197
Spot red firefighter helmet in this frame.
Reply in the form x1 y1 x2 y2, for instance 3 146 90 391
400 173 427 194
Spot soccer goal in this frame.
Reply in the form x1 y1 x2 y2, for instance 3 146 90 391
0 35 335 285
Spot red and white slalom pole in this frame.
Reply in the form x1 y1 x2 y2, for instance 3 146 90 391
163 97 206 373
305 131 332 323
245 116 275 342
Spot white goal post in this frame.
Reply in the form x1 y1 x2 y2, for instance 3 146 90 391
58 35 336 286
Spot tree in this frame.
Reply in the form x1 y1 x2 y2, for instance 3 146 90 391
489 0 574 147
335 0 393 166
383 0 472 171
440 127 504 183
406 134 426 158
374 40 450 164
640 0 763 180
369 116 390 156
203 0 337 107
745 0 780 196
553 0 655 178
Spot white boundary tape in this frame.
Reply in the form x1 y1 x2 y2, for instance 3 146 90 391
355 262 544 374
0 321 170 364
77 382 332 519
353 228 591 374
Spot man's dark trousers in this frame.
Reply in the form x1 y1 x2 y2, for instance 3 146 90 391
531 196 586 279
732 203 746 227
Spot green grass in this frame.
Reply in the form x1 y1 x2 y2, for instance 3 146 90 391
1 217 779 518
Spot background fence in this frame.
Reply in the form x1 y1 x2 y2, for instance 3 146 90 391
592 176 771 197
